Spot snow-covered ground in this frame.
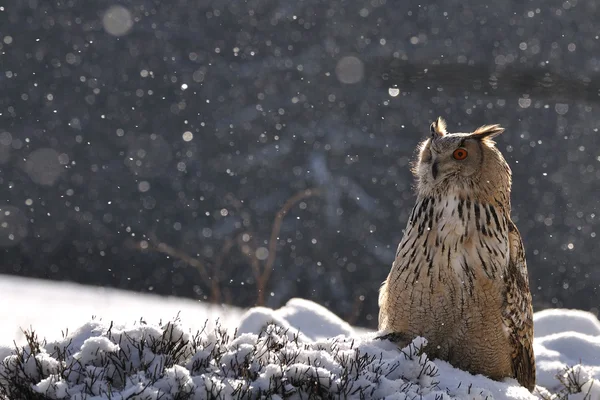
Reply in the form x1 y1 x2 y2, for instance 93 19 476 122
0 276 242 348
0 275 599 399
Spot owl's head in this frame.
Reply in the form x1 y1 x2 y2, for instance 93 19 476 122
413 117 512 202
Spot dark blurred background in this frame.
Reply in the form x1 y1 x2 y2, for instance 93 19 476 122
1 0 599 328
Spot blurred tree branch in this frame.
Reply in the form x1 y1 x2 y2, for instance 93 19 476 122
129 188 321 307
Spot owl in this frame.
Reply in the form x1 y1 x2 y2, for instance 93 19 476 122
378 117 535 391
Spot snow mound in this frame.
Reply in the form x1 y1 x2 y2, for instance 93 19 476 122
236 306 312 342
237 298 354 341
534 309 600 337
533 309 600 396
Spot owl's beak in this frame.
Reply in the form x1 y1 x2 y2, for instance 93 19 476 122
431 160 439 180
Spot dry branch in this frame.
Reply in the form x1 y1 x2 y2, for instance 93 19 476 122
129 188 321 307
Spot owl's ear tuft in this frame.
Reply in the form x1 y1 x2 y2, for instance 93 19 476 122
430 117 447 137
472 124 504 139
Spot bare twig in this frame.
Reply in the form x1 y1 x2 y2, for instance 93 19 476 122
149 233 211 284
127 233 215 298
257 188 321 305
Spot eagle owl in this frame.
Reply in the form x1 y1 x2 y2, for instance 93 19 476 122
378 118 535 391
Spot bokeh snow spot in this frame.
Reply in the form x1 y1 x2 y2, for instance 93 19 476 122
24 148 63 186
102 5 133 37
0 205 28 247
335 55 364 84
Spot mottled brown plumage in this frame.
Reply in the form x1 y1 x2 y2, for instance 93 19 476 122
378 118 535 391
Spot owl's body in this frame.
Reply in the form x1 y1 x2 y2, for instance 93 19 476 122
378 118 535 391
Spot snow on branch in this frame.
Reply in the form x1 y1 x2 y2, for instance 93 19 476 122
1 308 598 400
0 316 478 400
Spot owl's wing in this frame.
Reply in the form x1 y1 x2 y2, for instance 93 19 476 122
503 219 536 391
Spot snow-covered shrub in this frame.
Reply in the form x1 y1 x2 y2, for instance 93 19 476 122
7 312 596 400
536 364 599 400
0 317 446 400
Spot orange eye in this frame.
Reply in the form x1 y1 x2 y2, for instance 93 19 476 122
453 148 468 160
